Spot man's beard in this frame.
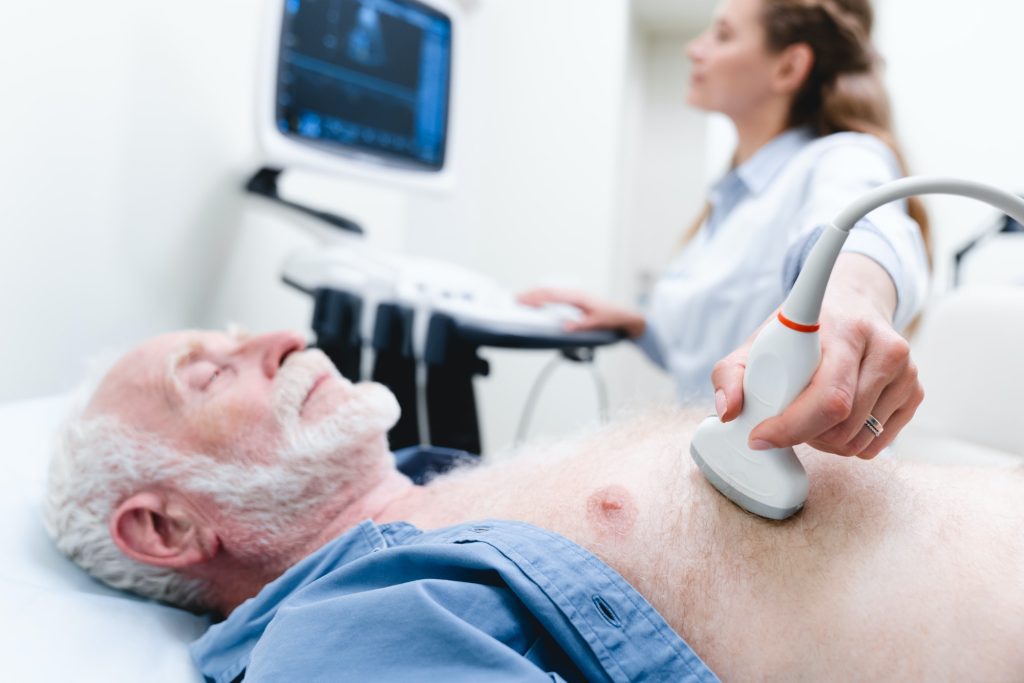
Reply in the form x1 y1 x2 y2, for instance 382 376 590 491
178 349 401 557
271 347 400 464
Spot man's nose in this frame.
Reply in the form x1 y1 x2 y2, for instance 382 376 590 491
244 331 308 378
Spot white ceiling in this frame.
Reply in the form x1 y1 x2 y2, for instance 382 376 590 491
631 0 716 38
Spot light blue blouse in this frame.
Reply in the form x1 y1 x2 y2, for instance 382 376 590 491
635 127 929 401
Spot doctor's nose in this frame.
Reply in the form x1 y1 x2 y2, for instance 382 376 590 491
243 330 308 378
686 32 707 62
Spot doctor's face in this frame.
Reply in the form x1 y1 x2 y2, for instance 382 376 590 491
685 0 780 118
86 329 399 466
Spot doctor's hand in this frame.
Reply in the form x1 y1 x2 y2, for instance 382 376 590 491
517 288 647 338
711 254 925 459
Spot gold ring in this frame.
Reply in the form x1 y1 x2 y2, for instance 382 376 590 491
864 414 884 438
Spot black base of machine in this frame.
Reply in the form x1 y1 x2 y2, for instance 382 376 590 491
311 288 488 454
307 286 619 455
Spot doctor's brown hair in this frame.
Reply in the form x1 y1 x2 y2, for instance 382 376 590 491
685 0 930 258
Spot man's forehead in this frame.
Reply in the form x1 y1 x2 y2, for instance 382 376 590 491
131 330 212 369
138 328 244 364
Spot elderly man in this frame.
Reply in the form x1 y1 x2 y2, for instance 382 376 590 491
47 329 1023 681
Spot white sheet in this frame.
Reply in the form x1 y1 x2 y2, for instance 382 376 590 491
0 394 208 682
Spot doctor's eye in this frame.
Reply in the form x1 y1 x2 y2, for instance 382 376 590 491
713 21 733 42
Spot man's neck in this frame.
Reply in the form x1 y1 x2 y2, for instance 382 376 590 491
211 469 422 615
312 470 422 543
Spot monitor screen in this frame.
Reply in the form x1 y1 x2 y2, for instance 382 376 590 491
275 0 452 172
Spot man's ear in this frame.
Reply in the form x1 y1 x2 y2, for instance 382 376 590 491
773 42 815 95
110 491 220 568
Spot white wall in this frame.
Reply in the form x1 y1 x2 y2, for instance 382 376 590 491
874 0 1024 292
0 0 261 400
600 32 709 414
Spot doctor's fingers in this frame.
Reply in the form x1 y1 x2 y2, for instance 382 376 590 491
817 332 913 446
564 312 618 332
747 335 864 452
567 307 647 337
828 360 923 458
517 287 595 310
855 393 924 460
710 347 750 422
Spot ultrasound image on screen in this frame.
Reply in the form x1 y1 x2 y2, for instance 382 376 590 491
276 0 451 170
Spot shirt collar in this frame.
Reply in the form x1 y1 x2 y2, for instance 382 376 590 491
189 520 405 683
731 126 813 196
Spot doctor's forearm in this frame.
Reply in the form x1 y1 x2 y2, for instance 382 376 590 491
822 253 898 323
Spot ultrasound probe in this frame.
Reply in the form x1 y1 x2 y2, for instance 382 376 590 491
690 177 1024 520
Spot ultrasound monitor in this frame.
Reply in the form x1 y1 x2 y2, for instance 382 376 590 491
256 0 460 190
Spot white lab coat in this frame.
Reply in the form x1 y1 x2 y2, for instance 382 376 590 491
635 127 929 401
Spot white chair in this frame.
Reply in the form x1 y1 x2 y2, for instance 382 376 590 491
894 286 1024 468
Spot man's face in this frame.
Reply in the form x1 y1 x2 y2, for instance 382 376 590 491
87 329 399 468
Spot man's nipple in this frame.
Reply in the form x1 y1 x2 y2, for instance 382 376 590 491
586 485 637 537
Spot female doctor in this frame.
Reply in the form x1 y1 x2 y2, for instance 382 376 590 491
521 0 929 460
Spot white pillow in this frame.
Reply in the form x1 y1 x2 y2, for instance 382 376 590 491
0 394 208 682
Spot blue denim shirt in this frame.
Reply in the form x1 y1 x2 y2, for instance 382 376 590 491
190 519 719 682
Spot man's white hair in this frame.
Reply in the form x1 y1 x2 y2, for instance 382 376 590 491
45 414 211 610
43 409 356 612
43 412 342 611
40 332 249 612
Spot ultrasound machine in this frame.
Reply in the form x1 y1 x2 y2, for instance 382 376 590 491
247 0 621 467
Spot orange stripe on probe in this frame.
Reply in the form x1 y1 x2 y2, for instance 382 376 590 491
777 311 820 333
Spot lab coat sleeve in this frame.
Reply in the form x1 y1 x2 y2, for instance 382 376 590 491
781 136 930 331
